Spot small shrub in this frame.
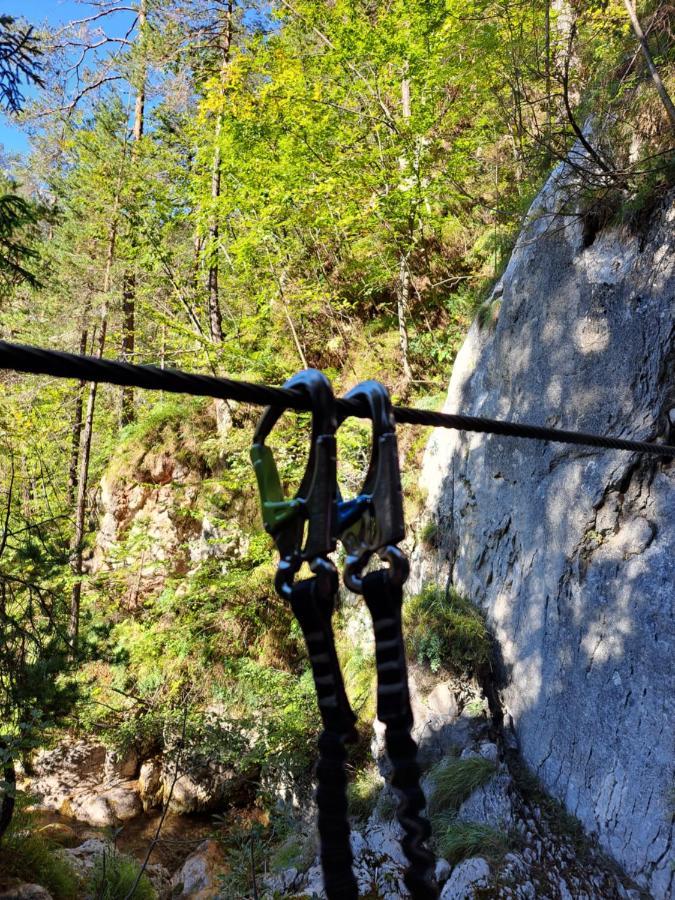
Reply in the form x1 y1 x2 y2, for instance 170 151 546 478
348 766 383 822
270 830 315 872
434 819 509 864
428 756 496 815
374 786 398 821
405 584 491 675
419 520 439 548
87 848 156 900
0 797 78 900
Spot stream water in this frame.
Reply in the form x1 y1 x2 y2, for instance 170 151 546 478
35 809 215 873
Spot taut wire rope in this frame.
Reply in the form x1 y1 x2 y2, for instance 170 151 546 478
0 340 673 459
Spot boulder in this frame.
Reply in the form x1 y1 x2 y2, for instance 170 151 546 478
60 838 110 878
170 839 228 899
440 857 491 899
0 887 53 900
457 771 515 830
104 746 139 781
164 761 247 815
138 756 163 812
22 739 143 827
24 741 106 813
61 839 170 899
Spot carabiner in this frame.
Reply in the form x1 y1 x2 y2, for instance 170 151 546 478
337 380 407 592
250 369 338 598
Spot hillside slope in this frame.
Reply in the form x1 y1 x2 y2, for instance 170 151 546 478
412 161 675 897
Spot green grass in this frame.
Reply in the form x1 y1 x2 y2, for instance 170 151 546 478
419 520 439 548
428 756 497 816
86 848 156 900
434 819 509 865
348 766 383 823
0 798 79 900
404 584 491 675
270 830 315 873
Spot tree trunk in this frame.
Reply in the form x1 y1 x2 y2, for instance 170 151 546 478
120 272 136 425
622 0 675 129
0 740 15 843
397 67 413 383
67 307 91 506
69 221 116 654
119 0 148 425
396 253 413 382
206 0 233 347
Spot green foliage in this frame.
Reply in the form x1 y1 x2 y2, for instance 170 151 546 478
0 796 79 899
405 584 491 674
419 520 439 548
348 767 383 823
270 827 316 873
434 819 509 865
86 848 156 900
428 756 497 816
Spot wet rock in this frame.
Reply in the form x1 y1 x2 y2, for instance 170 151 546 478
440 857 490 898
171 839 228 899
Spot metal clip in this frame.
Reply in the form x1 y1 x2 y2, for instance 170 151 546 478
251 369 338 599
337 380 408 593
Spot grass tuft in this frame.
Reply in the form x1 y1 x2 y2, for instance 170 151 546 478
428 756 496 815
404 584 491 674
86 848 157 900
348 766 383 823
0 798 79 900
434 819 509 865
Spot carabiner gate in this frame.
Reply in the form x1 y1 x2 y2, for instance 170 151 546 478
337 380 407 592
250 369 338 598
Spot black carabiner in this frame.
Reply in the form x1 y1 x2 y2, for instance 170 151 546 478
337 380 439 900
251 368 338 599
337 379 407 591
251 370 359 900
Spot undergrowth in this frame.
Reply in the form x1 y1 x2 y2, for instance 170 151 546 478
405 584 491 674
434 819 511 865
428 756 497 816
86 848 156 900
348 766 383 823
0 796 78 899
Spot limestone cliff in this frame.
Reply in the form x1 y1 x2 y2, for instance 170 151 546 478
411 168 675 896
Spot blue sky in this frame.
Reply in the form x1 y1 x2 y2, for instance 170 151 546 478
1 0 132 156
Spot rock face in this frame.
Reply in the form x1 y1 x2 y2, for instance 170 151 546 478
412 166 675 895
24 740 143 828
170 839 228 899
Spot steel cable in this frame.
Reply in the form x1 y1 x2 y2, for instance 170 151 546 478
0 340 673 458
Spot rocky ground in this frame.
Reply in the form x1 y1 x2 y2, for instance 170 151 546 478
4 646 651 900
266 667 648 900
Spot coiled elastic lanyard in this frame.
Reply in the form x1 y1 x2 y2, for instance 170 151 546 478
251 370 359 900
338 380 439 900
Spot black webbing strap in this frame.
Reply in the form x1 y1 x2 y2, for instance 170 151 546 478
289 576 359 900
362 568 439 900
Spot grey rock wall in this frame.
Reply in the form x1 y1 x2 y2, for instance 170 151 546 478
411 168 674 896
